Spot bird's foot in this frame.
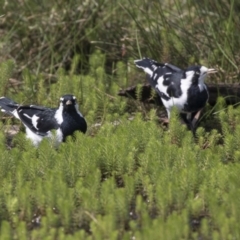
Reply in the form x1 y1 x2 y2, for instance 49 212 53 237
191 110 202 129
159 117 169 124
187 110 202 137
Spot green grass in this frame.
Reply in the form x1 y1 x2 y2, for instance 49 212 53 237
0 52 239 239
1 0 240 239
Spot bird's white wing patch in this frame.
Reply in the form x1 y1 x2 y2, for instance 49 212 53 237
32 115 39 129
23 113 32 119
156 76 168 96
163 70 195 113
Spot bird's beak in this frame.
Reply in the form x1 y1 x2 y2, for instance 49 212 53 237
207 68 217 74
66 100 72 105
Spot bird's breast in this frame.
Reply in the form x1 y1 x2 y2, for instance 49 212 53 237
61 112 87 138
183 85 209 112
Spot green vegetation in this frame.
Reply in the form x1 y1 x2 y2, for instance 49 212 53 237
0 0 240 239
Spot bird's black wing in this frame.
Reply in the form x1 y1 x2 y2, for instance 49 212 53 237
164 72 184 98
153 62 182 74
17 105 59 136
139 58 182 73
135 58 182 89
135 58 185 99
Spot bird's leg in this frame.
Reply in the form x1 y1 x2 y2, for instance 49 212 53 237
167 109 171 119
180 113 192 129
159 109 170 124
191 110 202 129
187 113 195 131
186 113 192 122
159 117 169 124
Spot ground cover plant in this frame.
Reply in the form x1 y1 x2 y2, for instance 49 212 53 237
1 0 240 239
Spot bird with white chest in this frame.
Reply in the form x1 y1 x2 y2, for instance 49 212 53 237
134 58 217 130
0 94 87 146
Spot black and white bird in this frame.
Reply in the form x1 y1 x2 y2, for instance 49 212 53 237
0 94 87 146
134 57 217 129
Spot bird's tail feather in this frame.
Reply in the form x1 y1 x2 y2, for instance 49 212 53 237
0 97 19 117
134 58 161 88
134 58 157 77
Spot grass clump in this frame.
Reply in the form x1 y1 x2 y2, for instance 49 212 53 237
1 57 240 239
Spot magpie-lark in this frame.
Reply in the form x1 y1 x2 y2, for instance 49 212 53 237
0 94 87 146
134 58 217 130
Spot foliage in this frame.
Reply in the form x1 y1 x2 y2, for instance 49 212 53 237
1 0 240 239
0 0 133 78
0 52 239 239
